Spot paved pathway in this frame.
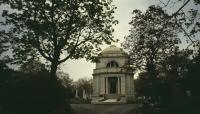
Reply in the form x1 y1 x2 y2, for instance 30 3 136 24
70 104 140 114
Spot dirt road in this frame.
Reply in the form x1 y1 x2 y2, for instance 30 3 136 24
70 104 139 114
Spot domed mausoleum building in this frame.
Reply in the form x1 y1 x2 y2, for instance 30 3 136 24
91 45 134 104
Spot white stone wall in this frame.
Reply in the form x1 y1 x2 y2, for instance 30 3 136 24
93 76 100 96
125 75 134 95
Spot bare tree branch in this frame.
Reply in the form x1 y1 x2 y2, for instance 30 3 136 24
41 43 53 58
37 46 53 62
158 0 171 7
58 28 93 64
170 0 191 17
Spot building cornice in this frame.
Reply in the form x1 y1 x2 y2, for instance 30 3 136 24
93 67 133 76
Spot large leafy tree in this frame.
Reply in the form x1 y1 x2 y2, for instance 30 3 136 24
19 59 49 74
186 46 200 96
0 31 9 70
0 31 12 84
122 6 182 100
123 5 179 81
160 48 190 81
0 0 117 82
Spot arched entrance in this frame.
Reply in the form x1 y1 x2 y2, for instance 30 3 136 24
108 77 117 94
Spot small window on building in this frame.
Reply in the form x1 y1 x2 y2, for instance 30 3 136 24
106 61 119 68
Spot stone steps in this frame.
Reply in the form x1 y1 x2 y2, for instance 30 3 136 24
92 99 126 104
105 94 119 99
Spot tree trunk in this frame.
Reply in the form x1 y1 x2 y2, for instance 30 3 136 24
50 60 59 83
50 47 61 83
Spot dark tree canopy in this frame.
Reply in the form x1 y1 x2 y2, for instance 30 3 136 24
19 59 49 74
0 30 11 71
122 6 184 100
122 5 180 75
0 0 117 80
160 48 191 81
0 31 8 55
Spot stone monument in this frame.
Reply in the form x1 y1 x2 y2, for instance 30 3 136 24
91 45 134 104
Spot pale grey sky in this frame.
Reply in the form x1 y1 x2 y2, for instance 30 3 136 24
62 0 159 81
63 0 200 81
1 0 198 81
0 0 158 80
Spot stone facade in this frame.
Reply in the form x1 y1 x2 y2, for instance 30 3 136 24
91 45 134 104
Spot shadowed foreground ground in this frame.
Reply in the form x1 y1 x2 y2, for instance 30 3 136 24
70 104 140 114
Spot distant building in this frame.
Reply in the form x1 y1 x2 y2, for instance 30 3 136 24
91 45 134 104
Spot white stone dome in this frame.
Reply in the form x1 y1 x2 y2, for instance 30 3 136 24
100 45 127 56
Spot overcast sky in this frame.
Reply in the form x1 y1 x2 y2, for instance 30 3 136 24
1 0 198 81
62 0 160 81
0 0 159 81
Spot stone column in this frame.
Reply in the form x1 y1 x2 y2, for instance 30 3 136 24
121 76 126 95
100 77 105 95
93 76 96 96
83 89 87 99
75 88 79 98
106 77 109 94
118 77 120 94
130 76 134 95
